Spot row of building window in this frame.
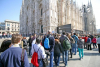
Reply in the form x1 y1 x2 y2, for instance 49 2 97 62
12 29 19 31
12 25 19 27
7 24 19 27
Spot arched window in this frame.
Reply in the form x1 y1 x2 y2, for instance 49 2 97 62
41 8 42 17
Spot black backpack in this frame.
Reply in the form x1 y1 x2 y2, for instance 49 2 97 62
23 39 27 46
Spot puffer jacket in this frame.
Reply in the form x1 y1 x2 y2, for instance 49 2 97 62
77 39 84 49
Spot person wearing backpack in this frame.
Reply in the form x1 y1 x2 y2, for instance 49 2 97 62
72 33 79 55
44 34 50 50
31 36 46 67
59 32 70 67
54 37 63 67
47 30 55 67
67 33 75 59
77 36 84 60
0 34 30 67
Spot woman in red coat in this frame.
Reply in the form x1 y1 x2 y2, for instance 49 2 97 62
92 36 97 48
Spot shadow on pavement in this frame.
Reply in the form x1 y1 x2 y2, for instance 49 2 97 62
92 48 99 51
68 58 80 61
84 52 100 56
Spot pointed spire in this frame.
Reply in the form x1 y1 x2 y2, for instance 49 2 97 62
88 0 89 6
82 2 83 6
90 0 92 7
90 0 91 5
76 2 78 8
22 0 24 6
71 0 73 4
75 0 76 5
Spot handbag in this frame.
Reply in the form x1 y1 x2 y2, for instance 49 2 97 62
42 58 48 67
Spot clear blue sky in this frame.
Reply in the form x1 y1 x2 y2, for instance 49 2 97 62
0 0 22 22
0 0 100 29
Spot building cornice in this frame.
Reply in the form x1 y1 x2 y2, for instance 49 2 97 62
5 20 19 23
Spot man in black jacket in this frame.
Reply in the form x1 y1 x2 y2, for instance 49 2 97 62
28 35 33 56
47 30 55 67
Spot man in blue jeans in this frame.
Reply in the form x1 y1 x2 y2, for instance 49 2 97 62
72 33 79 55
60 32 69 67
47 30 55 67
63 50 68 67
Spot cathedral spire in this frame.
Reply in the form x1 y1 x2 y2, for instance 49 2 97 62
71 0 73 4
22 0 24 6
90 0 92 7
90 0 91 4
88 0 89 6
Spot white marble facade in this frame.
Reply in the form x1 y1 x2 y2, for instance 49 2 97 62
20 0 84 35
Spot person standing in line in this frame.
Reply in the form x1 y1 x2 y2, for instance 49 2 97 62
32 36 46 67
31 33 36 55
47 30 55 67
28 35 33 56
67 33 75 58
0 40 11 53
22 37 28 51
42 34 47 47
77 36 84 60
72 33 79 55
0 34 30 67
0 40 12 67
82 35 88 49
92 36 97 48
54 37 63 67
87 36 92 50
59 32 69 67
97 36 100 53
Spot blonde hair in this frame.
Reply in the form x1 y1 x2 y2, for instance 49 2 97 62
11 34 22 44
67 33 71 39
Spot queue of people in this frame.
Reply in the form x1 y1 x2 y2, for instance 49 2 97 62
0 32 12 39
0 31 100 67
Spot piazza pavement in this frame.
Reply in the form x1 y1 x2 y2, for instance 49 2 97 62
0 38 100 67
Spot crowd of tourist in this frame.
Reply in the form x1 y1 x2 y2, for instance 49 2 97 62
0 32 12 38
0 31 100 67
